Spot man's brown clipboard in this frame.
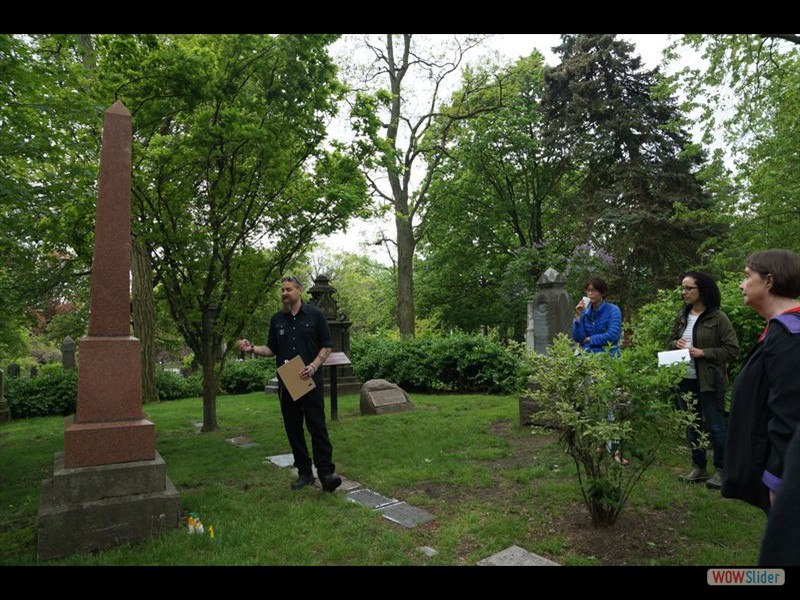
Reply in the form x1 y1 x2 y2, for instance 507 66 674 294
277 355 316 401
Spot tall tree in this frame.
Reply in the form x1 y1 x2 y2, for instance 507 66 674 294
669 35 800 270
1 34 100 360
309 249 396 336
419 52 582 336
349 34 493 336
92 34 368 431
542 34 718 312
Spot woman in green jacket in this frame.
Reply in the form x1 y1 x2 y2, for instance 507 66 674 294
668 271 739 489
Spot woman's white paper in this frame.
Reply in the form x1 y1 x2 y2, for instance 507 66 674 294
658 348 691 366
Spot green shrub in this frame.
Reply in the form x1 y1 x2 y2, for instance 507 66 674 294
526 335 694 527
351 332 528 394
39 362 67 376
5 367 78 418
5 364 204 416
184 371 203 398
220 359 276 395
155 369 203 401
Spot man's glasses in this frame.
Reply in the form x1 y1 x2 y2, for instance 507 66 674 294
281 276 302 286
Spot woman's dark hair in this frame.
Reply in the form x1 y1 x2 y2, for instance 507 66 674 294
745 249 800 298
684 270 721 310
585 277 609 298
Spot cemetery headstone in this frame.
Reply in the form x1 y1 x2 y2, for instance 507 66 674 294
529 267 572 355
61 336 76 370
7 363 20 378
37 101 180 561
360 379 415 416
521 267 573 426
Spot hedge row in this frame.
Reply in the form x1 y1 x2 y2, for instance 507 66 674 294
219 359 276 395
350 333 528 394
5 369 78 419
5 359 277 418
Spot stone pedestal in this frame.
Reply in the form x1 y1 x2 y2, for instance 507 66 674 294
64 337 154 468
519 380 559 428
321 364 361 395
265 376 280 394
37 451 180 561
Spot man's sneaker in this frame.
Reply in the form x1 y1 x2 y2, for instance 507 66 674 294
321 473 342 493
680 466 710 483
706 469 724 489
291 473 315 490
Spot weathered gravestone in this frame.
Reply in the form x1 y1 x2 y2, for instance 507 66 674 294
521 267 573 426
61 336 76 370
360 379 415 416
0 369 10 423
37 102 180 561
30 366 38 378
528 267 573 355
7 363 20 378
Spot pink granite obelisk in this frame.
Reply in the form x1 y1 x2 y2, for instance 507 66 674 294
38 101 179 561
63 101 155 468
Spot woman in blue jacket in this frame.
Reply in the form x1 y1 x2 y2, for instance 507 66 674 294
572 277 625 463
572 277 622 357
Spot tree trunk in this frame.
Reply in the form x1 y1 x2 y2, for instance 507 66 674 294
201 352 219 433
200 305 219 432
395 213 416 337
76 34 96 69
131 238 159 404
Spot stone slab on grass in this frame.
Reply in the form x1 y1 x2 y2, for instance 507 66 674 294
265 453 295 468
476 545 559 566
378 502 435 528
345 488 398 509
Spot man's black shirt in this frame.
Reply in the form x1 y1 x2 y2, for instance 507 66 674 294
268 302 332 385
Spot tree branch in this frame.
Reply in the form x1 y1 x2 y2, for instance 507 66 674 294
758 33 800 46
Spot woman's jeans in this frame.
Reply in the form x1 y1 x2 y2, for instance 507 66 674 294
677 377 727 469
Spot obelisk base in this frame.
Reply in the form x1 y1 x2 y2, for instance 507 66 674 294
37 451 180 561
64 416 155 468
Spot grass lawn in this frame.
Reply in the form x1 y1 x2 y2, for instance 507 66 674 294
0 391 768 566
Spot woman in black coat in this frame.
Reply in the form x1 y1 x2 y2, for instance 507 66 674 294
722 249 800 514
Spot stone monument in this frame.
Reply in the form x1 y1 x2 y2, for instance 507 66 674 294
7 363 20 378
0 368 10 423
360 379 415 416
521 267 573 426
37 102 180 561
528 267 573 355
61 336 76 370
307 275 361 395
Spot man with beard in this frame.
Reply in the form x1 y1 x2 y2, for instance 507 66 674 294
237 276 341 492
